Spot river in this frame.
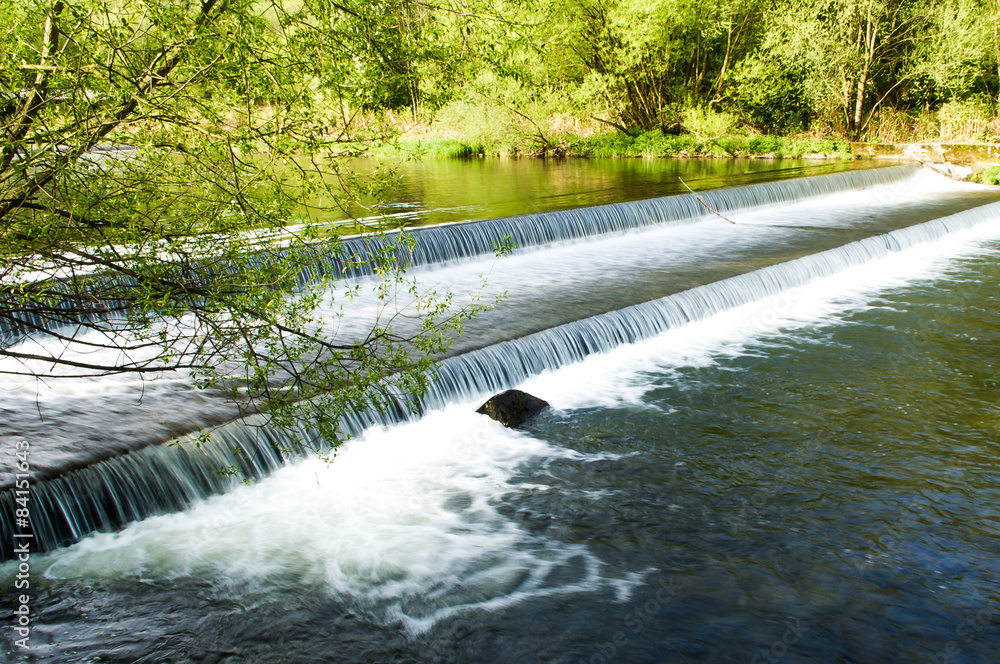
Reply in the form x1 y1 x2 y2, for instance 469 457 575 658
2 158 1000 663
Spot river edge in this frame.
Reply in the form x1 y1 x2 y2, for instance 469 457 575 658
849 141 1000 182
371 134 1000 182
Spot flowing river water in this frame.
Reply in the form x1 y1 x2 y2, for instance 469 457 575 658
2 159 1000 663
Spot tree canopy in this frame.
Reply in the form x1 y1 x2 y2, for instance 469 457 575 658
384 0 1000 140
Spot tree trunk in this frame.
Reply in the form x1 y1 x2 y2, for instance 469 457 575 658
854 0 878 136
1 1 63 172
994 0 1000 105
841 68 855 133
713 24 734 99
854 73 867 134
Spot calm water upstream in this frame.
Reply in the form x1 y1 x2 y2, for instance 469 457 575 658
338 158 873 228
2 160 1000 663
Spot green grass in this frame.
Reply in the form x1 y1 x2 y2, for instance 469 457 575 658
370 129 854 160
372 137 488 159
573 131 852 158
574 131 702 157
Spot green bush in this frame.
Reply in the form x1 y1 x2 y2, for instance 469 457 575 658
432 98 517 154
370 137 486 159
712 135 850 158
575 131 708 157
379 125 853 160
682 107 737 139
980 165 1000 185
742 135 784 155
424 139 486 158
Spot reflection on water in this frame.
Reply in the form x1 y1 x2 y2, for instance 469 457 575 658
332 157 877 228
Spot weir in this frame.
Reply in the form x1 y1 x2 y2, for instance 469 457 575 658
0 165 918 344
307 164 919 280
3 197 999 561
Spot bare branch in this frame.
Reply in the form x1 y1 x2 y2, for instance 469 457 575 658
678 178 736 224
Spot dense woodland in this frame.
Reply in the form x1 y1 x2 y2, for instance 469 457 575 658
321 0 1000 149
4 0 1000 152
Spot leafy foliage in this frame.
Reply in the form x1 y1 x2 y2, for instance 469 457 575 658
0 0 501 454
979 164 1000 184
398 0 1000 141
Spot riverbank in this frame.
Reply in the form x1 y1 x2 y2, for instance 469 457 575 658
373 130 855 161
849 141 1000 184
370 130 1000 184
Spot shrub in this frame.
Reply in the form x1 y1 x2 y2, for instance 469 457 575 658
682 107 737 139
980 165 1000 185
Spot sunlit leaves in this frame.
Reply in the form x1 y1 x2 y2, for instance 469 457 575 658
0 0 501 457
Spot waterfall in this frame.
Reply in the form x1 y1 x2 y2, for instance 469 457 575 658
0 165 919 345
3 196 998 562
422 202 1000 405
314 164 920 280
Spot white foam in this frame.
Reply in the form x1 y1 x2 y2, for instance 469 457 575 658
522 216 1000 410
314 168 981 343
36 405 612 633
736 167 981 228
0 323 188 399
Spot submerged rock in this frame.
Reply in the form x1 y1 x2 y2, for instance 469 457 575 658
476 389 549 427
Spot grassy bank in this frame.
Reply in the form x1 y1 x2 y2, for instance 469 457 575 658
362 100 999 164
361 103 1000 183
372 130 854 160
576 132 852 159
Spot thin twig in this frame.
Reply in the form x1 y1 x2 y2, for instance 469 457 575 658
678 177 736 224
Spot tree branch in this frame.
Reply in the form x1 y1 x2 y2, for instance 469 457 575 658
678 177 735 224
0 1 64 173
590 114 636 137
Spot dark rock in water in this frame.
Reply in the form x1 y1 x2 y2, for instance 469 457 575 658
476 389 549 427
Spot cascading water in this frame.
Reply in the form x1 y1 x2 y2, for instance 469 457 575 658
324 164 922 279
4 192 1000 561
0 164 919 345
422 202 1000 405
12 164 974 500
